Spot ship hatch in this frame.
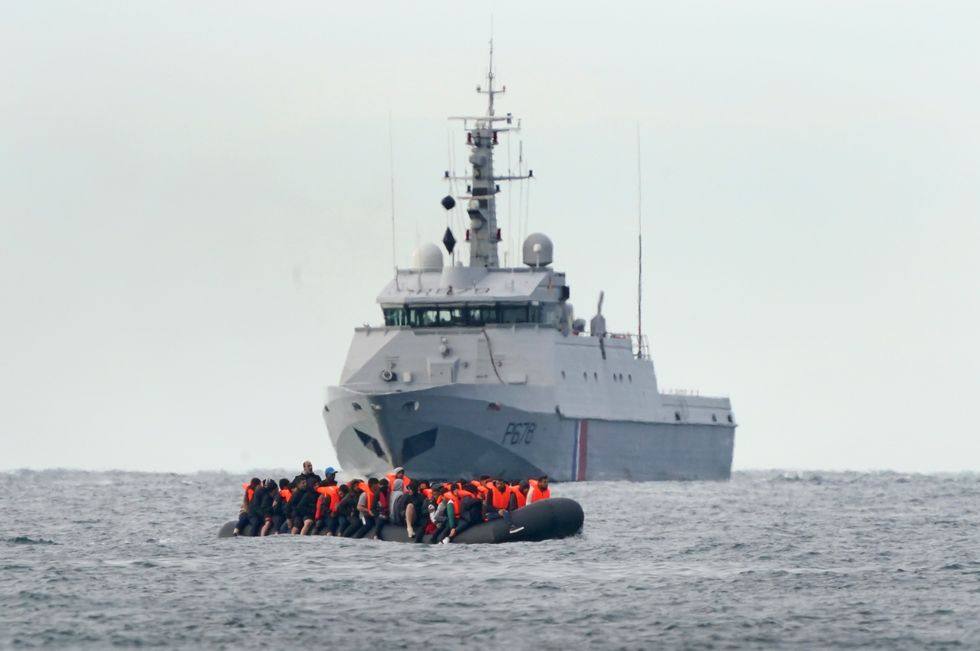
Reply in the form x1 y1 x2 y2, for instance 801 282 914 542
401 428 438 464
354 429 387 460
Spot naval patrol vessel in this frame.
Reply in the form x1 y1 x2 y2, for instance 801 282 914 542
324 56 736 481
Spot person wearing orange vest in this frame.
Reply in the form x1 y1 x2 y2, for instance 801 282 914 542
385 467 410 499
527 476 551 504
271 478 292 534
484 479 525 534
333 484 355 536
232 477 261 536
349 477 380 539
314 477 341 535
511 480 529 508
428 486 458 543
340 480 365 537
442 482 484 542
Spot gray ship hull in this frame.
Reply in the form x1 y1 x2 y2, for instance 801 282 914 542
325 384 734 481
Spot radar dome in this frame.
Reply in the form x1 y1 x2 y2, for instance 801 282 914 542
522 233 554 267
412 243 444 270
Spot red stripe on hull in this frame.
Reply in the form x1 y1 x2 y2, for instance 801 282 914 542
577 420 589 481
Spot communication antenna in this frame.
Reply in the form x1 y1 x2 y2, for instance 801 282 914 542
388 111 397 273
636 123 643 358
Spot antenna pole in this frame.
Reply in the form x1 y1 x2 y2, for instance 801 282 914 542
389 112 397 273
636 123 643 359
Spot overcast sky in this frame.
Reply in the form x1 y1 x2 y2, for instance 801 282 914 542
2 1 978 473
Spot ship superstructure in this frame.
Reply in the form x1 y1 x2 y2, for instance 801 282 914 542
324 52 735 481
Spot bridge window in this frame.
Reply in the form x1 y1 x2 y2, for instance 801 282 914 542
383 308 408 326
468 305 497 326
499 304 528 324
382 303 563 329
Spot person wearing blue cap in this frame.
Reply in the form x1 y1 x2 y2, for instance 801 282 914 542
323 466 337 478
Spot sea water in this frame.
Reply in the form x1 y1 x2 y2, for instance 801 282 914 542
1 470 978 648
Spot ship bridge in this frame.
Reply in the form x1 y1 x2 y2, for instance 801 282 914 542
377 264 570 330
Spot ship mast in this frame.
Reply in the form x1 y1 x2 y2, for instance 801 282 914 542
446 41 532 268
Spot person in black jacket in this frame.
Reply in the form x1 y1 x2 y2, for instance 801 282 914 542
255 479 277 536
289 478 317 535
239 480 273 537
390 480 425 541
336 483 359 537
292 460 321 488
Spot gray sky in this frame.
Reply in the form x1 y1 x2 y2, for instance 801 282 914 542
2 1 978 473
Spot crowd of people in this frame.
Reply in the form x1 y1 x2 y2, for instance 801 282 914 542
232 461 552 544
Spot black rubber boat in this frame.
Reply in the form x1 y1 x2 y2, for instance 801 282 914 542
218 497 584 544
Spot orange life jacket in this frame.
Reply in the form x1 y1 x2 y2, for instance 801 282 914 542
470 481 488 497
511 485 527 508
528 479 551 503
440 491 459 516
386 472 411 489
489 485 512 510
357 482 375 512
455 488 478 506
279 488 293 503
316 485 340 511
315 493 328 520
420 487 433 499
242 483 255 504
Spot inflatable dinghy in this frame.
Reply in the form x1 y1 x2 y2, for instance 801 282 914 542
218 497 584 544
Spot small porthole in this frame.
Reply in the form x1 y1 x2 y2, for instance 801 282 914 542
583 372 588 381
593 372 598 381
628 374 632 383
561 370 566 379
402 400 420 412
727 414 733 423
323 405 330 413
712 413 718 423
352 402 363 411
674 411 681 421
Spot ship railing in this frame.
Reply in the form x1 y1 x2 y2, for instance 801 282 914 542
607 332 651 359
